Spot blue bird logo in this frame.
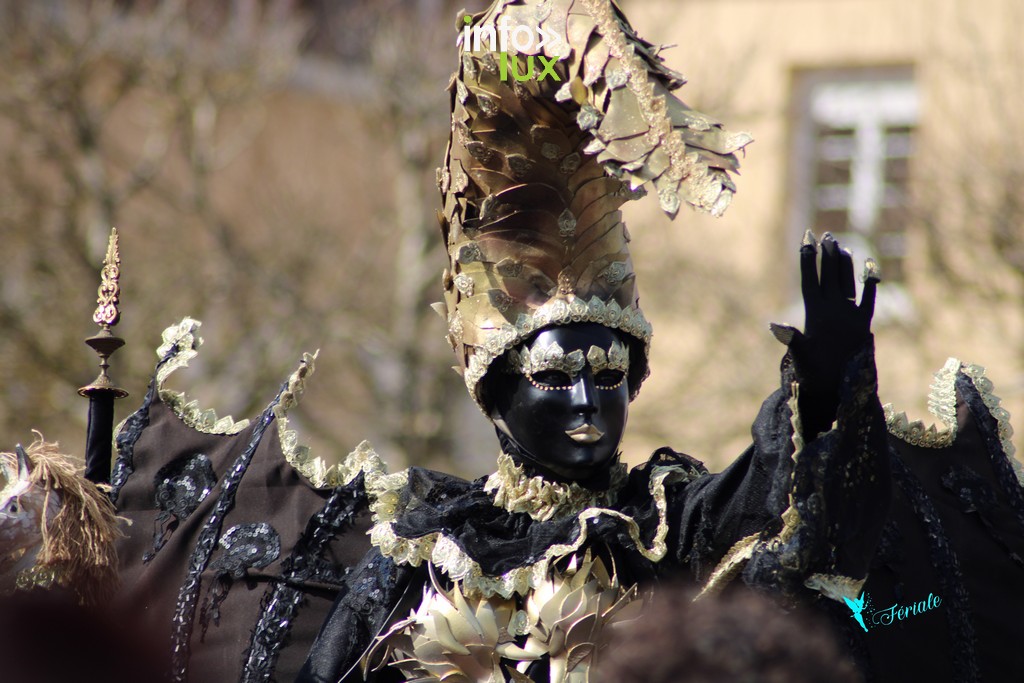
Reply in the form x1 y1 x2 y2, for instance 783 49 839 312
843 592 869 632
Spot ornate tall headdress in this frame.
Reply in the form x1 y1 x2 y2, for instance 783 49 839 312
437 0 752 408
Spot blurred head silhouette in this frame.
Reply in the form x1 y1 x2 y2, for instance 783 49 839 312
594 585 860 683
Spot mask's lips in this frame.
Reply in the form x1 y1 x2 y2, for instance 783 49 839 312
493 428 620 490
565 424 603 444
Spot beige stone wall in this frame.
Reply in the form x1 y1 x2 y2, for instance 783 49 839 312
614 0 1023 468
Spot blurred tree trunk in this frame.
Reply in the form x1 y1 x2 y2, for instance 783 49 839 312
0 0 307 455
0 0 487 475
353 0 470 470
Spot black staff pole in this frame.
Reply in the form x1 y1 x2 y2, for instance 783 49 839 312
79 228 128 485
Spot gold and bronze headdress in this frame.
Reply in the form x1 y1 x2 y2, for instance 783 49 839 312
436 0 752 408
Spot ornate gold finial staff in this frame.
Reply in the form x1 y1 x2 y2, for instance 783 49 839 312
79 227 128 485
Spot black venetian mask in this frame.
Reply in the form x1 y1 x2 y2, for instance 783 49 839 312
486 323 629 482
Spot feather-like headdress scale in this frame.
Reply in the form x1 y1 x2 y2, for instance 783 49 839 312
436 0 752 408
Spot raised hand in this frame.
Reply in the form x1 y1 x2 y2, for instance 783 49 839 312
773 231 880 439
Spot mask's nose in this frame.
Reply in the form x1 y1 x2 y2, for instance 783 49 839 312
570 369 598 416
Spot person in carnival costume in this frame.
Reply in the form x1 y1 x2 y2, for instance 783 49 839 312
8 2 1018 682
299 1 914 681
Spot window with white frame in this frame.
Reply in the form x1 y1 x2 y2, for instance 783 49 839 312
789 68 918 287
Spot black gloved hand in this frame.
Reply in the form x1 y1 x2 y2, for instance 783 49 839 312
772 231 879 440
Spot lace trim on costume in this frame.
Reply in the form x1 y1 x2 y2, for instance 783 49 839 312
785 384 863 604
883 357 958 448
149 318 356 490
347 443 696 598
160 391 250 435
960 363 1021 483
463 295 653 405
272 351 328 487
155 318 202 388
483 453 626 522
110 320 197 503
884 358 1020 483
153 318 250 435
804 573 866 603
699 383 807 600
696 529 759 600
789 381 806 456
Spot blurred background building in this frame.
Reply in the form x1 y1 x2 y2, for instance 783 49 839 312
0 0 1020 476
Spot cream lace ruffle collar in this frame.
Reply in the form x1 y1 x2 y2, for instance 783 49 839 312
333 442 699 599
884 358 1020 483
483 453 627 522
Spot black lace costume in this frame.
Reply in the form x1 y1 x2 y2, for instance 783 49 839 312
99 324 1024 683
110 322 374 683
298 350 1024 683
298 343 896 682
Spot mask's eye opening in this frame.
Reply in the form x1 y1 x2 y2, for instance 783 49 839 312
594 370 626 390
527 370 574 391
5 499 21 515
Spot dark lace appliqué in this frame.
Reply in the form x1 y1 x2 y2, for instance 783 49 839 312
199 522 282 639
942 463 1024 570
110 343 182 504
170 402 276 683
240 476 368 683
941 464 996 516
890 453 979 682
210 522 282 578
145 453 217 563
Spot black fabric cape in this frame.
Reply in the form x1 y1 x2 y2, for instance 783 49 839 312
299 346 1024 683
298 344 889 682
109 336 377 683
